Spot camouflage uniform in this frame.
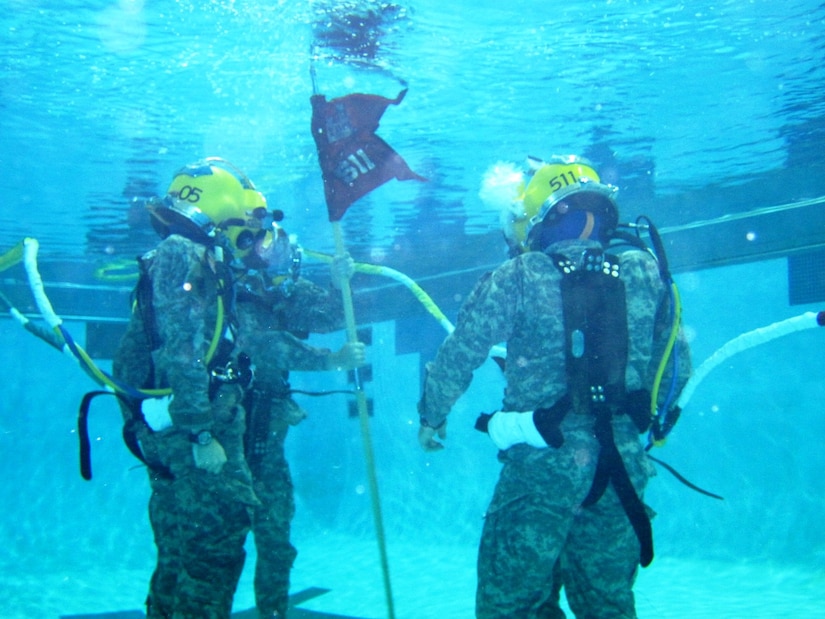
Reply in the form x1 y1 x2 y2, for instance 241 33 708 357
234 278 345 618
113 235 258 619
419 238 691 619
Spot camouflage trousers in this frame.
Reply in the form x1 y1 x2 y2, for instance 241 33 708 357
141 403 259 619
245 399 300 618
476 416 654 619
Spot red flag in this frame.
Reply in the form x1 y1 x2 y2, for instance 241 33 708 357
311 89 427 221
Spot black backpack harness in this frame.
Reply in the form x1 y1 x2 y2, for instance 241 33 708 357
78 248 253 481
549 247 654 567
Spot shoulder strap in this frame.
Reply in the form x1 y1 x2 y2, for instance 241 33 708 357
134 253 162 352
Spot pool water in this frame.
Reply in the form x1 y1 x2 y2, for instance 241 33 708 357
1 1 824 617
2 257 824 618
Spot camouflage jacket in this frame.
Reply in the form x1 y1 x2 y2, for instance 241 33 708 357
418 238 692 428
113 234 229 430
234 275 346 387
113 238 348 429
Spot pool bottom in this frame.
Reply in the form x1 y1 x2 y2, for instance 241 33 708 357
8 532 822 619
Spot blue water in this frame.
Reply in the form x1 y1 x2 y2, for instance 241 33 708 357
2 1 825 617
2 258 824 617
3 0 825 260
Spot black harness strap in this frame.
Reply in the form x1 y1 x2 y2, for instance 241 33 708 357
78 390 172 482
553 249 654 567
135 253 163 353
582 406 654 567
533 394 571 448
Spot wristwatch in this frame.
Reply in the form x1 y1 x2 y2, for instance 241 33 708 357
419 415 446 431
190 429 213 446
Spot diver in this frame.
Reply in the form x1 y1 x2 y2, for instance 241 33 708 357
112 159 363 619
417 155 692 618
230 213 365 619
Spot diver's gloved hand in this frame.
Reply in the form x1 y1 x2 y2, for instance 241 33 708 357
330 253 355 289
327 341 367 370
282 400 308 426
192 439 227 474
478 396 569 450
418 418 447 452
484 411 549 450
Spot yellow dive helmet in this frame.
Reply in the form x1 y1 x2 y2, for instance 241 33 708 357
148 158 268 257
506 155 619 251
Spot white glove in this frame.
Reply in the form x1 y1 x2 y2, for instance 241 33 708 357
142 395 174 431
487 410 548 450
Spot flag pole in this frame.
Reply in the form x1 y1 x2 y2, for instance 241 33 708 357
332 220 396 619
310 70 423 616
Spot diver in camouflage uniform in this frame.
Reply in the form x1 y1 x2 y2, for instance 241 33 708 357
114 159 363 619
232 225 364 619
113 160 266 619
417 156 691 619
